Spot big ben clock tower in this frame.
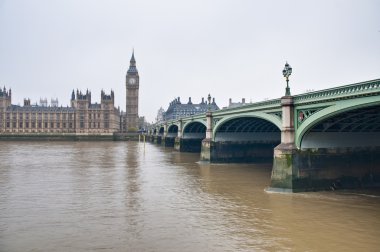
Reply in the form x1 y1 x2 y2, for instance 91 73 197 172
126 51 139 131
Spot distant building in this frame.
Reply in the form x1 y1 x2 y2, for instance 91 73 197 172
163 96 219 121
1 51 145 136
0 87 120 135
226 98 249 109
156 107 165 123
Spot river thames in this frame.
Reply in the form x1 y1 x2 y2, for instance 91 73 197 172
0 141 379 251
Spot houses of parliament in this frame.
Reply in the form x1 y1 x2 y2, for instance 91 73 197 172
0 52 140 137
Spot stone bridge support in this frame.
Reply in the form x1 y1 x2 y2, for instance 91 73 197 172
154 135 162 144
174 120 183 151
270 96 299 191
200 112 213 161
163 135 176 147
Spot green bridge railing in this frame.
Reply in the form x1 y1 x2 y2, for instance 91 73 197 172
294 79 380 104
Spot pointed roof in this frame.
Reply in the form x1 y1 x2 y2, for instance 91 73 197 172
130 49 136 63
127 50 138 75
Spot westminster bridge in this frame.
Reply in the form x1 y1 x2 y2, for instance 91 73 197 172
147 79 380 192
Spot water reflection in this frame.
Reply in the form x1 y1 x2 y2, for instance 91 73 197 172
0 142 379 251
123 142 144 243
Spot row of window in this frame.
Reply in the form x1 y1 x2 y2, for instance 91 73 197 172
5 122 74 129
79 122 109 129
2 113 74 120
4 122 111 129
166 113 195 120
88 113 103 119
1 112 108 120
172 109 207 113
1 119 75 123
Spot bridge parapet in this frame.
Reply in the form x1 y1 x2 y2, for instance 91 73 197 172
294 79 380 105
214 98 281 115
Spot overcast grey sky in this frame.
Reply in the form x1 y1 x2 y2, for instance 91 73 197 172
1 0 379 122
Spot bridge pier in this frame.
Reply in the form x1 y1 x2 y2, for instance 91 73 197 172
174 120 183 151
150 135 155 142
162 136 176 147
175 137 204 152
270 143 298 191
200 139 213 161
174 137 181 151
154 135 162 144
201 111 213 161
270 96 300 191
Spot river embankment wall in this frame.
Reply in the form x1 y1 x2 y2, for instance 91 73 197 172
0 133 141 141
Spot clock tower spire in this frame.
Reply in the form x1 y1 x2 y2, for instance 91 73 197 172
128 50 137 73
125 50 139 131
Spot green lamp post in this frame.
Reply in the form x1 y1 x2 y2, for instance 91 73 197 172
282 62 292 96
207 93 211 111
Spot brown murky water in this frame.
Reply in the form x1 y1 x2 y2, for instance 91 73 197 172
0 141 379 251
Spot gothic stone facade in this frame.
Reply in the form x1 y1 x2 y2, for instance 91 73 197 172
0 87 120 135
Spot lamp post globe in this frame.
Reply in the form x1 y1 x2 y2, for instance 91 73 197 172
283 62 292 96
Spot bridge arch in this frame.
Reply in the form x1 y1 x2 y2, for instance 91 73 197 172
168 124 178 133
209 114 281 162
167 124 179 138
213 112 282 141
297 98 380 148
183 120 207 139
158 126 164 135
177 120 207 152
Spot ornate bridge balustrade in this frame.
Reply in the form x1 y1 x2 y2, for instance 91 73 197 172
149 79 380 192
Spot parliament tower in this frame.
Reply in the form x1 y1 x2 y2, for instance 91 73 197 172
125 51 139 131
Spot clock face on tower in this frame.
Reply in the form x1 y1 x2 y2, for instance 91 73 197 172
129 78 136 85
